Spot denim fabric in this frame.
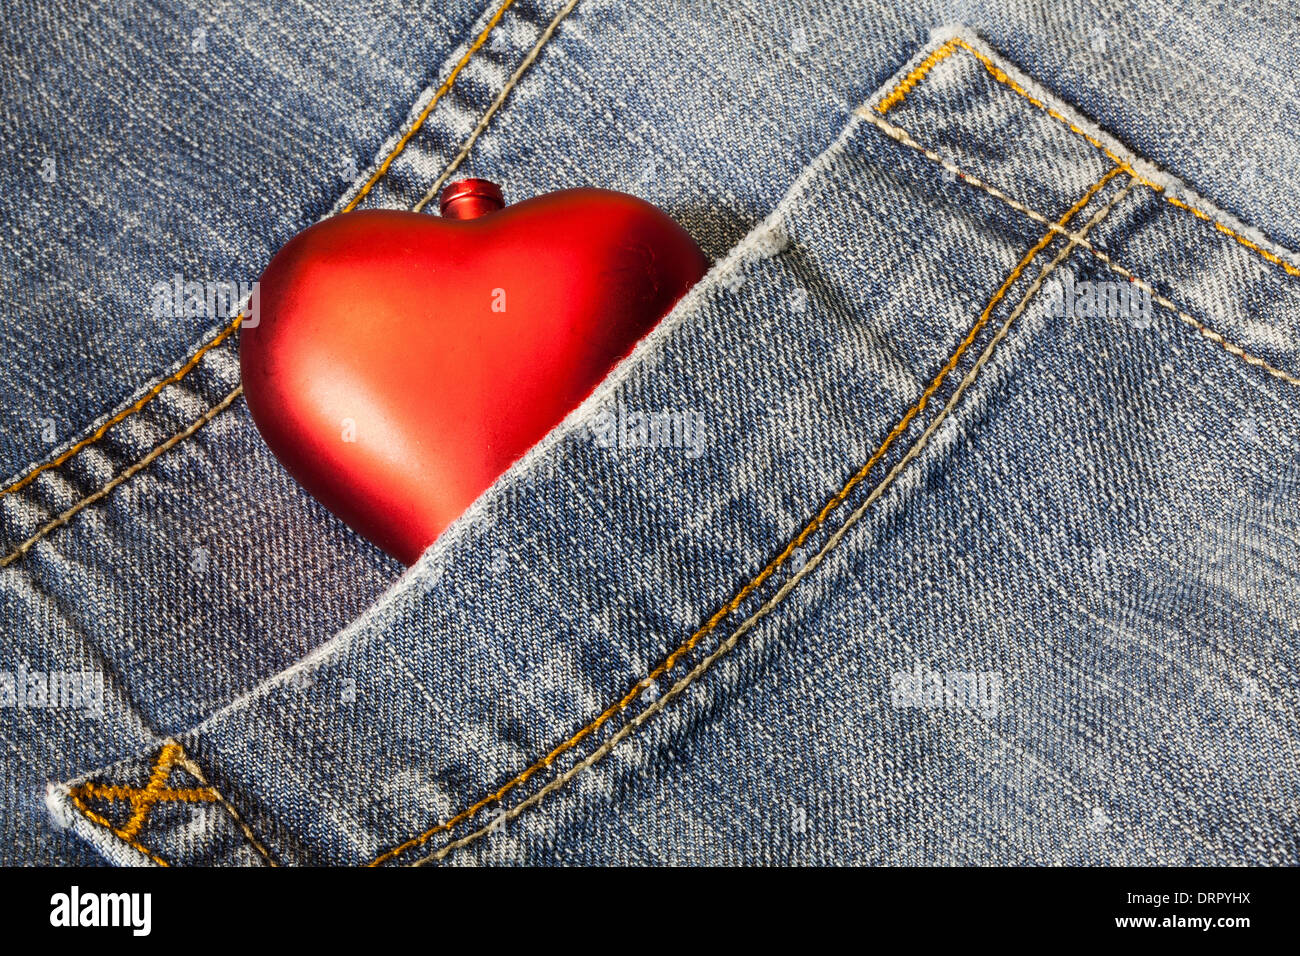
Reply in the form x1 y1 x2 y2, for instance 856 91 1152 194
4 0 1299 865
0 0 565 864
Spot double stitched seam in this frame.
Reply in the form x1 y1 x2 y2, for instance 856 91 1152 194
368 165 1124 866
66 740 277 867
413 171 1139 866
0 386 242 567
343 0 518 213
414 0 583 213
0 0 571 567
861 109 1300 389
0 315 247 499
0 0 516 508
878 36 1300 281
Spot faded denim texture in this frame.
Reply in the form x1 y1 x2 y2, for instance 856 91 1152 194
2 0 1298 864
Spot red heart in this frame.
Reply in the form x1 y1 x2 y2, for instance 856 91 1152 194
241 186 707 564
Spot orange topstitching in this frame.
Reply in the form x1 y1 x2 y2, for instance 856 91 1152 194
877 36 1300 280
367 164 1125 866
66 742 218 866
0 0 518 502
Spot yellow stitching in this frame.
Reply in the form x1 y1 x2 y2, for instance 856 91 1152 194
860 108 1300 388
66 742 202 864
874 38 961 114
413 0 582 212
343 0 516 213
0 384 244 567
75 783 219 804
0 314 243 500
67 789 173 867
0 0 517 505
1165 195 1300 277
368 166 1121 867
66 740 277 867
954 40 1154 185
878 37 1153 188
419 176 1138 867
879 36 1300 280
956 39 1300 274
69 743 199 841
125 744 186 837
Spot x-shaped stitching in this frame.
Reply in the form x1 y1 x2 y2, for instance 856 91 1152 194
68 742 218 841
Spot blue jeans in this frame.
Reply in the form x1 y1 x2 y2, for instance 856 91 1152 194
2 0 1298 864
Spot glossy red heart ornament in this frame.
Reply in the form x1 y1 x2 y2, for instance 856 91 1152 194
241 185 708 564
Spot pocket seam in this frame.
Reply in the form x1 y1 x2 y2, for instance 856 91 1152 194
382 37 1297 863
878 36 1300 282
370 161 1128 867
862 107 1300 389
423 178 1136 866
64 739 276 868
